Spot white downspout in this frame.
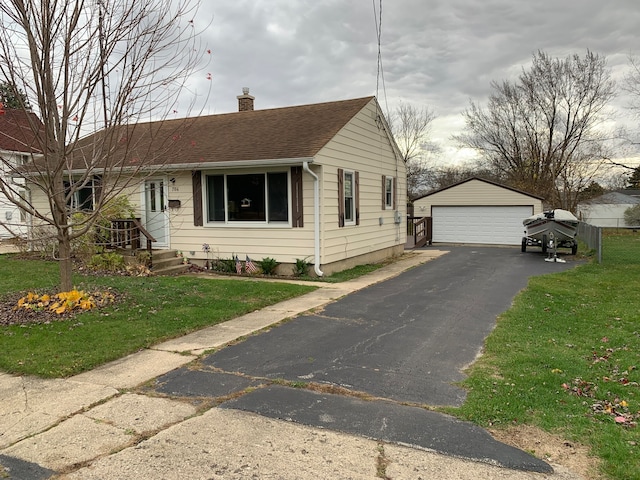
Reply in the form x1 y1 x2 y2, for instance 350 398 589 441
303 161 323 277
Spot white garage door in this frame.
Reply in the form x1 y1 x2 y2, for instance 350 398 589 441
432 206 532 245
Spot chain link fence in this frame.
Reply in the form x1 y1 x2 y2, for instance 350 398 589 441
578 222 640 265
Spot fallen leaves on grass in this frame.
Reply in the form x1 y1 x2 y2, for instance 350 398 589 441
1 288 120 326
15 289 115 315
562 377 639 428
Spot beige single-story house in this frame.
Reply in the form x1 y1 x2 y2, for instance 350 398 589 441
412 177 544 245
28 92 406 275
577 191 640 227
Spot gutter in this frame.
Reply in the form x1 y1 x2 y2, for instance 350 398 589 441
36 157 316 177
303 161 323 277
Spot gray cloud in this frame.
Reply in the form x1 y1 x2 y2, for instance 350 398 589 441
184 0 640 164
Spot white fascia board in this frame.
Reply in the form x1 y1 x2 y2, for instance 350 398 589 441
62 157 315 175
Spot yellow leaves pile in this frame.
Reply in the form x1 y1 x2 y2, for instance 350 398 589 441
15 289 115 315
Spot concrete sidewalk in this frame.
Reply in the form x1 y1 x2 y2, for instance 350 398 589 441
0 250 586 479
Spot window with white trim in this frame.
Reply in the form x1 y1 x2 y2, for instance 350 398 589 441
338 168 359 227
205 171 289 224
64 176 101 212
384 176 394 209
343 170 355 224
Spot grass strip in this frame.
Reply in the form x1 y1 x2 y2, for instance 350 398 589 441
450 231 640 479
0 256 316 377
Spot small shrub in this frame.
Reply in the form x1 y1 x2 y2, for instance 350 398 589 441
624 204 640 226
135 250 152 266
210 258 236 273
72 195 137 260
24 225 58 258
293 257 312 277
259 257 279 276
88 252 125 271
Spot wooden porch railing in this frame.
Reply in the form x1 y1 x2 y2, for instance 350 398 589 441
96 218 157 267
407 216 432 248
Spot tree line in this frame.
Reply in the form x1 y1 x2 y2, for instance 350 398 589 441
0 1 639 291
394 51 640 207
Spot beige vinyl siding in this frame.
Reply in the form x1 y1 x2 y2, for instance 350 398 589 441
27 176 141 220
166 170 316 263
172 98 406 267
413 179 542 216
315 99 406 265
25 97 405 273
26 183 48 216
27 176 144 240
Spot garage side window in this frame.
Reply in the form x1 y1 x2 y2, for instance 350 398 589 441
338 168 359 227
382 175 396 210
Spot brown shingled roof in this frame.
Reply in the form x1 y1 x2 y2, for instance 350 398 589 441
72 96 375 169
0 109 44 154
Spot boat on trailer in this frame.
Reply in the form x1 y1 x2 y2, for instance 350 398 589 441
521 209 579 255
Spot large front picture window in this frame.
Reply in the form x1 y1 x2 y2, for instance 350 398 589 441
206 172 289 223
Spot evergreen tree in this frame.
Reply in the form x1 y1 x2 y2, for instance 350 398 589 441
0 81 30 109
627 166 640 189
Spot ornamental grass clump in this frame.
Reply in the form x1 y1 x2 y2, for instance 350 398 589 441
15 289 115 315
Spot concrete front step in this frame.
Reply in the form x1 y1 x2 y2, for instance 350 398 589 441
151 249 189 276
154 263 189 276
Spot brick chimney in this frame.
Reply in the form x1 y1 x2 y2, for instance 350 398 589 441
237 87 255 111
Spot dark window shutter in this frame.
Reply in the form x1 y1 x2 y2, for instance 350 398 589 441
338 168 344 227
382 175 386 209
192 170 203 226
291 166 303 227
355 171 360 225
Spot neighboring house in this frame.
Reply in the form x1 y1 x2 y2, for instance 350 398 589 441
28 92 406 275
0 107 43 240
616 189 640 198
412 177 544 245
577 192 640 227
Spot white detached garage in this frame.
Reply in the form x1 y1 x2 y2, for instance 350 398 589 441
413 178 544 245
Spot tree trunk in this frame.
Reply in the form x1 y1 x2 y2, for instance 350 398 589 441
58 226 73 292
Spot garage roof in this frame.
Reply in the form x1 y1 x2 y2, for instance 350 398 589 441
414 177 544 201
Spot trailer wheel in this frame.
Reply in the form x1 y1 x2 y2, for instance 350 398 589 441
542 235 548 254
571 243 578 255
521 237 527 252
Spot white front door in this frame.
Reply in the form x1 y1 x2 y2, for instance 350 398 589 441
144 179 169 248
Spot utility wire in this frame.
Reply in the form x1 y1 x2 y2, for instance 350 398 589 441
373 0 390 119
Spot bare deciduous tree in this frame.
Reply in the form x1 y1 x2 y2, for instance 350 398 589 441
389 102 438 199
0 0 207 290
624 56 640 125
455 51 616 210
411 163 503 198
618 55 640 172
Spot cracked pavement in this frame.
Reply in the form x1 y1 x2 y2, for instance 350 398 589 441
0 248 586 479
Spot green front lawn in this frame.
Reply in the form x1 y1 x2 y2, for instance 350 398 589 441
451 231 640 480
0 256 316 377
2 233 639 478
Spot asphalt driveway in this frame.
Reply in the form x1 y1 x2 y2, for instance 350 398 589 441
153 246 579 471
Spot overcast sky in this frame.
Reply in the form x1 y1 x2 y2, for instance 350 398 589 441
187 0 640 166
